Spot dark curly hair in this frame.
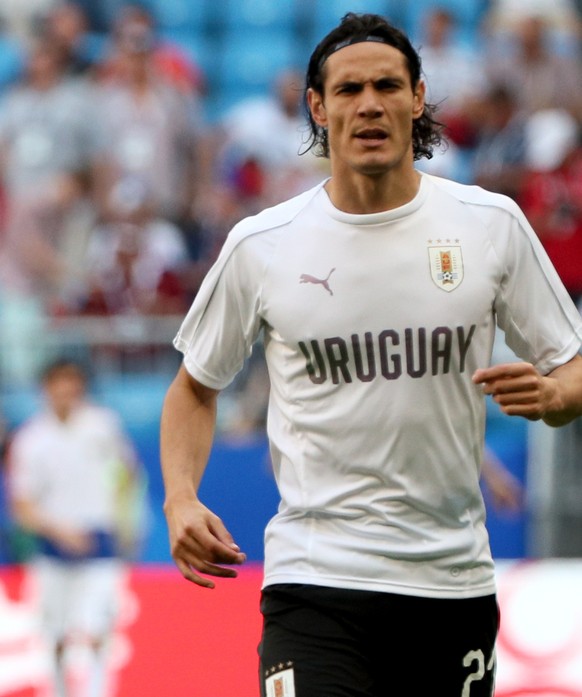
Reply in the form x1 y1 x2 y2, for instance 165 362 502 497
304 12 444 161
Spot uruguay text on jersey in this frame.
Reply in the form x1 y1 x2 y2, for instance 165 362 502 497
298 325 477 384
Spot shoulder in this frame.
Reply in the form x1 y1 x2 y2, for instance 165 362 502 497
11 413 50 450
425 174 522 219
223 181 327 256
234 182 325 236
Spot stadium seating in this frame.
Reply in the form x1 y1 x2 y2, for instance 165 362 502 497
214 0 300 29
311 0 407 36
141 0 208 31
213 28 302 105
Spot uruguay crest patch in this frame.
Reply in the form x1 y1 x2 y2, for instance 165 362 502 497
265 667 295 697
428 244 464 292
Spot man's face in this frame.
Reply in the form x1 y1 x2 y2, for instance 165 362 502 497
308 41 425 178
44 371 85 420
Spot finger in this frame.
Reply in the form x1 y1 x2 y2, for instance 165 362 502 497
203 535 247 564
196 560 240 578
497 402 543 420
493 391 538 406
175 559 216 589
172 525 245 564
207 516 244 554
175 556 241 588
491 372 541 392
172 536 246 574
479 375 542 397
473 362 535 384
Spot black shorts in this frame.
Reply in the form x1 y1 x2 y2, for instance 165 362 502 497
258 584 499 697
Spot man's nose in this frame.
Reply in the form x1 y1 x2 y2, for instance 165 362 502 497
357 86 383 117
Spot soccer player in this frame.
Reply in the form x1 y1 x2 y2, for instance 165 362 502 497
9 358 144 697
160 13 582 696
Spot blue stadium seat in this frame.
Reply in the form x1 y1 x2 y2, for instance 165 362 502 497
0 38 23 92
311 0 406 37
143 0 208 31
217 29 301 89
209 0 298 29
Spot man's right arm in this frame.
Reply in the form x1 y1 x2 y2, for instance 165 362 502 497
160 365 246 588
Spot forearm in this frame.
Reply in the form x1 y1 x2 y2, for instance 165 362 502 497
160 365 218 508
11 498 75 541
542 354 582 427
11 498 52 536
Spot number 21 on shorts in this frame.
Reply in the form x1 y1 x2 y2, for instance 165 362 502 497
462 649 495 697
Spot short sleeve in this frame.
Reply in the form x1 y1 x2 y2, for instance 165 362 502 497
174 233 266 389
492 203 582 374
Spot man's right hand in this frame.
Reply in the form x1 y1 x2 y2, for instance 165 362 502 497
164 494 246 589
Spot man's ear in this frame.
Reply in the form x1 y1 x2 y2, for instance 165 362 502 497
412 79 426 120
307 88 327 127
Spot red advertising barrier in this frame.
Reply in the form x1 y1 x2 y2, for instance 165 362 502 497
0 564 264 697
2 561 582 697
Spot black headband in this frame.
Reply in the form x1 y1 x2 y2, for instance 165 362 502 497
318 35 390 71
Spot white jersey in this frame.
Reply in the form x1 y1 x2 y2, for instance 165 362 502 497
175 173 582 599
10 402 135 533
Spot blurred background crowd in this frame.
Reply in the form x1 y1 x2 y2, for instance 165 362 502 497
0 0 582 564
0 0 581 379
0 0 581 351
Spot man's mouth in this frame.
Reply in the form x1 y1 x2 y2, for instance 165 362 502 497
355 129 388 142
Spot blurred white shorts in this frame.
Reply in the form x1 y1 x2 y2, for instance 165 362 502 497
32 556 126 642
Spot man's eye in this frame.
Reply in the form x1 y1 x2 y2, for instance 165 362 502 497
376 80 400 90
338 84 360 94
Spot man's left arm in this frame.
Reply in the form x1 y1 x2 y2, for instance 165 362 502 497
473 354 582 427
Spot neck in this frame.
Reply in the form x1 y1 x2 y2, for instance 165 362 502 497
324 167 421 214
54 408 72 423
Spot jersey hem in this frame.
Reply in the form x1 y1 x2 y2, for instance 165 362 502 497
261 573 497 599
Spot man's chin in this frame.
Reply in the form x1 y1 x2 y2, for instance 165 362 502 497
354 159 397 176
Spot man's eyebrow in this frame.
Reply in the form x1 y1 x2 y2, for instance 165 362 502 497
374 75 407 88
334 79 363 89
332 75 406 89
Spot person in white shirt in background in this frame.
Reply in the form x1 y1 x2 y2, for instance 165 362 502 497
9 358 145 697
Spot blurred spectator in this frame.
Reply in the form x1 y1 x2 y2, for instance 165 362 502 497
81 186 189 316
92 14 204 226
0 32 99 197
7 357 146 697
0 169 95 312
98 4 206 96
418 8 486 140
216 68 328 212
41 1 105 76
0 33 100 380
486 0 580 30
414 8 487 182
519 108 582 304
484 12 582 119
0 0 59 41
471 83 528 199
0 167 95 384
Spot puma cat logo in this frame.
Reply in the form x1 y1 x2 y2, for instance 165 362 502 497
299 268 336 296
